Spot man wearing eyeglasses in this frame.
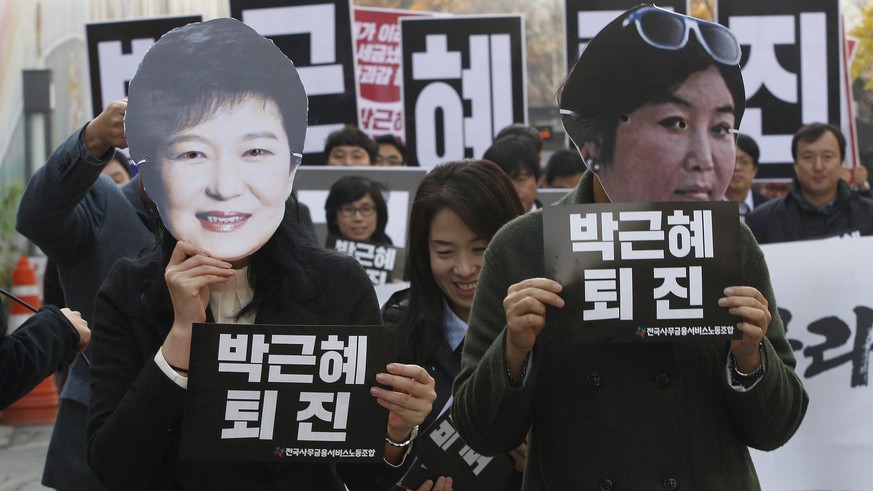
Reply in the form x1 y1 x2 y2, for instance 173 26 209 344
747 123 873 244
724 133 769 222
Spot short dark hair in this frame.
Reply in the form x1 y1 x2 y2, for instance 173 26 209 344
375 134 406 156
324 175 392 244
544 149 585 185
558 5 744 167
483 135 541 181
791 122 845 162
396 160 523 363
496 123 543 154
324 126 378 163
735 134 760 167
127 18 307 169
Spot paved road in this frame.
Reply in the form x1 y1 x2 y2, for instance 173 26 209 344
0 423 51 491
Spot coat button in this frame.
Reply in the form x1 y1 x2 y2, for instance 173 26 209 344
588 371 601 387
599 478 614 491
655 373 670 388
663 477 679 490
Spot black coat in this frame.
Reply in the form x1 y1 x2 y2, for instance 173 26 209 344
86 247 382 490
0 305 79 409
747 178 873 244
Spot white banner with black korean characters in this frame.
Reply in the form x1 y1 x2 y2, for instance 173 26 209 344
180 323 393 462
86 16 201 118
400 406 514 491
232 0 359 165
720 0 841 180
326 235 406 286
564 0 686 67
401 15 526 170
750 235 873 490
543 201 742 343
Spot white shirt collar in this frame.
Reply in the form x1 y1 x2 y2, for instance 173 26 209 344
441 299 468 351
209 266 256 324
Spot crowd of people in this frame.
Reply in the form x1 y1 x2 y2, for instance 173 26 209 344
9 3 873 490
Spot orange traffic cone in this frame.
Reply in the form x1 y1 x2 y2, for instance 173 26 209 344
2 255 60 425
6 255 42 332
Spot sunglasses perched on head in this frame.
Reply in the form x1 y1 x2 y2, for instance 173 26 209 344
622 6 742 66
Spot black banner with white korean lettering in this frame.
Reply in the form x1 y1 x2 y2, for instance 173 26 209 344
86 16 201 117
231 0 358 166
401 15 526 170
720 0 841 180
564 0 686 67
400 408 514 491
181 323 393 461
326 235 406 285
543 201 742 343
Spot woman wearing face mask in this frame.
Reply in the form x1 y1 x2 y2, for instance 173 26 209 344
87 19 435 490
452 5 808 490
375 160 524 490
325 176 393 245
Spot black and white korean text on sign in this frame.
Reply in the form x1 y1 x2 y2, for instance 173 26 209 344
564 0 686 67
401 15 526 170
232 0 359 166
86 16 201 117
328 236 405 286
543 202 742 343
181 323 393 461
720 0 841 180
401 411 515 491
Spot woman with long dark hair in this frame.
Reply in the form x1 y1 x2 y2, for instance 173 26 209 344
87 19 435 490
382 160 524 489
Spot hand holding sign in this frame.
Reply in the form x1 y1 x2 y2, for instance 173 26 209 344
417 476 454 491
721 286 771 373
371 363 436 464
509 440 527 472
84 99 128 157
503 278 564 376
162 241 234 370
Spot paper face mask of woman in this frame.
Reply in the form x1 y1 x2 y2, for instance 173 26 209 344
126 18 308 263
559 5 745 204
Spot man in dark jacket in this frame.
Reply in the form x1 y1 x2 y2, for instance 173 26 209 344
16 99 154 490
747 123 873 244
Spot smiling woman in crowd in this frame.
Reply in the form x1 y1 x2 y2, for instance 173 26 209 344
381 160 525 490
325 175 393 245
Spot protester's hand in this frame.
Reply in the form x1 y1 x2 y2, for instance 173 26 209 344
84 99 127 157
503 278 563 374
417 476 453 491
161 241 233 369
841 166 852 184
371 363 436 445
854 164 869 184
510 439 527 472
60 308 90 353
721 286 771 373
855 165 869 192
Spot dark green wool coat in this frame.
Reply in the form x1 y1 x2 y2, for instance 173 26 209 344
452 171 808 491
